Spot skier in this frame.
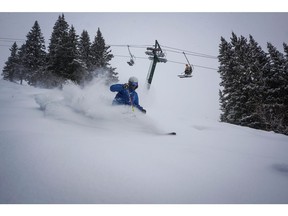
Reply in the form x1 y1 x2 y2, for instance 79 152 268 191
110 76 146 114
184 64 192 75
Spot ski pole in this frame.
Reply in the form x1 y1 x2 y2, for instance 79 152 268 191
127 88 135 112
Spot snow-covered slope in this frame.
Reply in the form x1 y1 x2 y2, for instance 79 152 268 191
0 77 288 204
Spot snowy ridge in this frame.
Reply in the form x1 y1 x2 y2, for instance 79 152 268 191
1 79 288 204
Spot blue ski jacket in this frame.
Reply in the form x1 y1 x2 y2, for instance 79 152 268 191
110 84 145 112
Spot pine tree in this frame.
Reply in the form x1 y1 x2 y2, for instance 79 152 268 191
231 33 253 126
17 44 27 84
20 21 47 86
219 33 288 135
2 42 20 82
219 33 268 130
78 30 94 82
283 43 288 58
91 28 108 69
282 43 288 134
79 30 92 70
241 35 269 129
46 14 70 87
263 43 287 133
218 36 235 123
220 32 250 125
65 25 87 85
90 28 118 83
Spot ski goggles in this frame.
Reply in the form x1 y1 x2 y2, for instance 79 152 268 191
129 82 138 88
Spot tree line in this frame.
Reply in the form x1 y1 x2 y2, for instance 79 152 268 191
1 14 119 88
218 32 288 136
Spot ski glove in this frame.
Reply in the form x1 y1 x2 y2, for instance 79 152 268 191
123 83 129 89
141 108 147 114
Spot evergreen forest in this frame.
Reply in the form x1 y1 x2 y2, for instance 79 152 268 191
218 32 288 135
2 14 118 88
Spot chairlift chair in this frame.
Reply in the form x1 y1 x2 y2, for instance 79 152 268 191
127 45 135 66
178 52 194 78
127 58 135 66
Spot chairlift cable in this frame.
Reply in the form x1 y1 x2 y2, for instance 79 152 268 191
163 48 217 59
161 45 217 59
113 54 217 71
0 37 217 71
1 37 217 60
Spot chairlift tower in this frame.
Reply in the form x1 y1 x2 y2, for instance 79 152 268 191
145 40 167 89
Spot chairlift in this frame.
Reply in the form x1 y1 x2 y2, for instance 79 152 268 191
127 58 134 66
178 52 194 78
127 45 135 66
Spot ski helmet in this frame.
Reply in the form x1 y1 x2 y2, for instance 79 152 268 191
128 76 138 90
128 76 138 83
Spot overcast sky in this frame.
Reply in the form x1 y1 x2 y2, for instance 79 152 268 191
1 2 288 83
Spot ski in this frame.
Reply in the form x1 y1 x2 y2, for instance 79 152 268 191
178 74 192 78
165 132 177 135
156 131 176 136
